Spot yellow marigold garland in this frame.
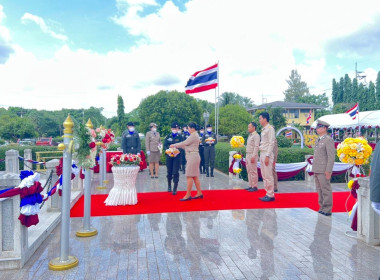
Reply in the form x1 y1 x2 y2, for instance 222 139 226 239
230 136 245 148
336 137 372 166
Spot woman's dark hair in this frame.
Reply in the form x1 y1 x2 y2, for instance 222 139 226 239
188 122 199 130
259 112 270 122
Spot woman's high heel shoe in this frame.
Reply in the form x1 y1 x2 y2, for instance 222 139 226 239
180 197 192 201
192 194 203 199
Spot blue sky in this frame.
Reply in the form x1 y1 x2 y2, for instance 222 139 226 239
1 0 380 117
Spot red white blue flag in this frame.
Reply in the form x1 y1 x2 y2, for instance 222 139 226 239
185 64 218 94
306 109 312 124
285 130 292 138
346 103 359 120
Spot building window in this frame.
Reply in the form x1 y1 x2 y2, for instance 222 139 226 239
300 109 310 113
289 109 299 118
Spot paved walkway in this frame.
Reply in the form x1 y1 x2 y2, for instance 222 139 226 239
1 167 379 280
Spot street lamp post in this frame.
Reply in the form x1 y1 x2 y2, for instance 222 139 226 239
203 111 210 129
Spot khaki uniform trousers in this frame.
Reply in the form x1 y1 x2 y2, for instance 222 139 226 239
314 173 333 213
260 153 274 198
246 153 258 188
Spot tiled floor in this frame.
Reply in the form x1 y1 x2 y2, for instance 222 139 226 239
1 167 379 280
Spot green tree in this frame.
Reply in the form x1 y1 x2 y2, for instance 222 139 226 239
315 109 331 119
352 78 359 102
117 95 126 135
367 81 376 110
219 92 254 108
283 70 309 102
332 78 339 105
297 93 329 107
138 90 202 136
332 103 352 114
376 71 380 102
209 104 252 137
343 74 352 103
0 115 37 141
338 77 344 104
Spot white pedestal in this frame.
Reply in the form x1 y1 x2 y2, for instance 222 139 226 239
104 166 140 206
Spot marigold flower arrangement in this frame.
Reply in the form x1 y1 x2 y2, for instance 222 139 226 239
230 136 245 148
165 148 180 157
337 137 372 166
205 137 215 144
110 153 141 166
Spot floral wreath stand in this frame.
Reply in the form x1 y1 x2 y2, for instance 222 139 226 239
104 166 140 206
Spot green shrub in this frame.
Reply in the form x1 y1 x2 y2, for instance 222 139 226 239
276 135 293 148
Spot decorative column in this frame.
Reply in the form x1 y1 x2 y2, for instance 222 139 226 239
45 159 61 212
357 177 380 246
23 149 32 171
305 155 313 185
5 150 19 174
49 114 79 270
76 119 98 237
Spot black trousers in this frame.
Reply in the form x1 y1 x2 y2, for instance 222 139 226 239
199 146 205 169
166 155 181 183
204 145 215 169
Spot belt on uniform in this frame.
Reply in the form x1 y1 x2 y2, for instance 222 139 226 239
186 151 199 154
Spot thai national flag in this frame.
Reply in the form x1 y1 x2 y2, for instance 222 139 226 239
306 109 312 124
285 131 292 138
345 103 359 120
185 64 218 94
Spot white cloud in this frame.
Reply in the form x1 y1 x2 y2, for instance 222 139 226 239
21 13 68 41
1 0 380 117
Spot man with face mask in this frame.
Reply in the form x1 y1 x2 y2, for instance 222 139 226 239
180 124 190 174
199 127 206 174
202 124 217 177
145 123 162 178
122 122 141 155
164 122 182 194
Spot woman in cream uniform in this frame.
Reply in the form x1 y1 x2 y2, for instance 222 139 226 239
170 122 203 201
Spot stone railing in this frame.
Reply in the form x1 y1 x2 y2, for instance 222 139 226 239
0 149 83 269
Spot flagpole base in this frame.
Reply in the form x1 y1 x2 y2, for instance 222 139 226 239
76 228 98 237
49 256 79 271
96 186 107 190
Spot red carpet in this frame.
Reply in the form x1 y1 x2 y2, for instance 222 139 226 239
70 189 356 217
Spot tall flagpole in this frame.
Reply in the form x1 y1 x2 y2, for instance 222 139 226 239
217 61 220 140
357 102 360 136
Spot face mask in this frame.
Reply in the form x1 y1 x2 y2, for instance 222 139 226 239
129 127 135 132
151 128 157 132
200 130 204 134
171 129 177 134
178 130 182 134
207 128 212 132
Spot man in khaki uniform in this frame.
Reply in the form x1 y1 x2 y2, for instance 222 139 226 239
245 122 260 192
258 112 276 202
312 120 335 216
273 138 279 192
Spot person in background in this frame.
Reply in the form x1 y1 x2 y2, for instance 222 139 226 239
170 122 202 201
258 112 276 202
122 122 141 155
245 122 260 192
199 127 206 174
180 124 190 174
312 120 335 216
145 123 162 179
273 137 279 192
202 124 217 177
164 122 182 194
